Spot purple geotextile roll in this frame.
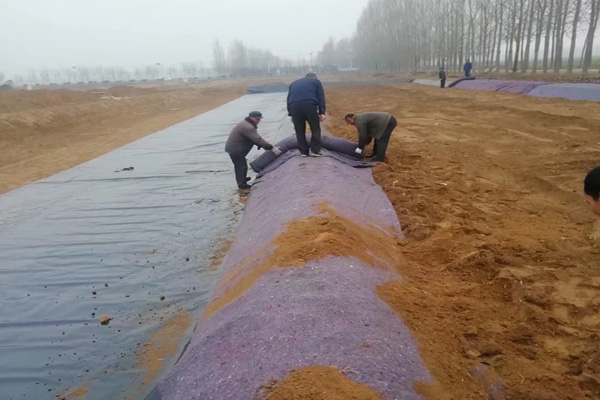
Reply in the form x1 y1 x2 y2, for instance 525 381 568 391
448 76 475 87
452 79 546 94
528 83 600 101
148 154 431 400
250 135 360 173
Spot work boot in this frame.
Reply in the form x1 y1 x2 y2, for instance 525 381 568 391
238 183 251 190
246 177 251 182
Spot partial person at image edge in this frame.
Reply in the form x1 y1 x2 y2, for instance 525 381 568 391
345 112 397 162
584 166 600 215
225 111 274 190
287 72 326 157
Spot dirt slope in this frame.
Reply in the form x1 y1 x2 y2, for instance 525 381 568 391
0 85 244 193
326 84 600 400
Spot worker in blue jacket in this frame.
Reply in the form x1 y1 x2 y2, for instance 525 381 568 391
287 73 326 157
464 59 473 77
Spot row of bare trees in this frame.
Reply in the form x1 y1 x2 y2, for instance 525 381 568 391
7 62 212 86
317 38 354 70
351 0 600 73
212 40 311 76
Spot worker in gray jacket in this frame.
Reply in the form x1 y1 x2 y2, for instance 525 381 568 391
225 111 276 189
344 112 397 162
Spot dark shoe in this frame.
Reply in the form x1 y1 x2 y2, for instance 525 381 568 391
245 177 251 182
238 184 251 189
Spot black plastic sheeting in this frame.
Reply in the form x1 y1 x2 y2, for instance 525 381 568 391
0 93 291 400
247 84 289 94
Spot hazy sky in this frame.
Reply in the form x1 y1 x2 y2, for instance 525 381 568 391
1 0 368 75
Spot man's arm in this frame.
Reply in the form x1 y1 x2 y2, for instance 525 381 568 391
241 127 273 150
316 80 326 115
356 120 369 149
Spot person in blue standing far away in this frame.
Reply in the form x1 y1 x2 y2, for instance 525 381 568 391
584 166 600 215
224 111 281 190
287 72 326 157
464 59 473 77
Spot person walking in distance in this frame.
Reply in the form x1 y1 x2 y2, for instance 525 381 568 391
287 72 326 157
464 59 473 77
439 66 447 88
225 111 277 189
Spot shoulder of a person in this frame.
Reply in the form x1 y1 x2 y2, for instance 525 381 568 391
240 119 255 130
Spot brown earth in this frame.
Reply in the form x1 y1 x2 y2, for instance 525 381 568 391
0 85 245 193
136 310 191 386
325 84 600 400
260 366 385 400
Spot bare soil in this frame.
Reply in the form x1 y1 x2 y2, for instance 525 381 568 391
326 84 600 400
0 85 245 193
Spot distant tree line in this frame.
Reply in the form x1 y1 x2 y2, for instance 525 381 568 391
212 39 312 77
4 39 316 86
326 0 600 73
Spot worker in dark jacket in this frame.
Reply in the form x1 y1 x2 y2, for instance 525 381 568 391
344 112 397 162
464 59 473 77
439 67 447 88
225 111 275 189
287 72 326 157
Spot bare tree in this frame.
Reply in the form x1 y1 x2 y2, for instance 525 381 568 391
568 0 583 72
583 0 600 72
213 40 228 76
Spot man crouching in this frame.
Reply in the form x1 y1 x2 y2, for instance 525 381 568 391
345 112 397 162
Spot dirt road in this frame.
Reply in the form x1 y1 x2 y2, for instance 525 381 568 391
0 85 245 193
326 85 600 400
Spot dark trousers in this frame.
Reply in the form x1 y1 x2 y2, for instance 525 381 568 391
372 116 397 162
441 79 446 88
229 153 248 188
290 102 321 155
465 71 471 77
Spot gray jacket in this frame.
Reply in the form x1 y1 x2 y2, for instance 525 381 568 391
355 112 393 149
225 118 273 156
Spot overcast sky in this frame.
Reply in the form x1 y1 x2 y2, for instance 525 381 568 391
1 0 368 75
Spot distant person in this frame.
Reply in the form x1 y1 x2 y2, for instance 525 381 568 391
439 67 447 88
344 112 397 162
584 166 600 215
225 111 278 189
287 72 326 157
464 59 473 77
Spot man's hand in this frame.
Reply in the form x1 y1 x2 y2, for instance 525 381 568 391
272 146 282 156
319 114 325 122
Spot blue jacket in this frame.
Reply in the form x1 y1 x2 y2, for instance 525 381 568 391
287 77 326 115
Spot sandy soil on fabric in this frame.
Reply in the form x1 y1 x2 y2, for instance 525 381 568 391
0 85 245 193
259 366 385 400
203 204 404 319
325 84 600 400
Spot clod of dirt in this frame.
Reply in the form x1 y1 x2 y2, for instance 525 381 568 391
99 315 112 325
159 295 165 301
466 349 482 360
